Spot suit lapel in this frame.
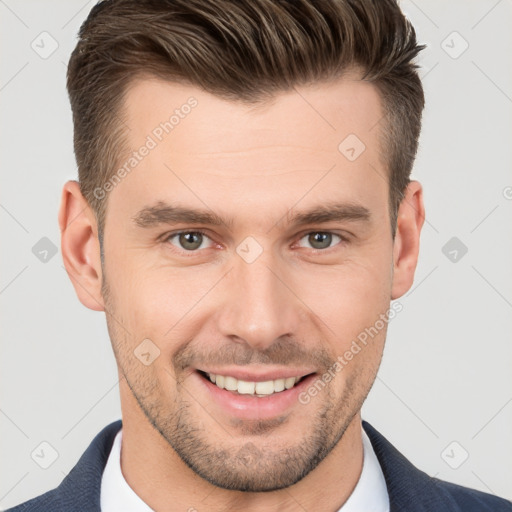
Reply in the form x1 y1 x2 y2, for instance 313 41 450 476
363 420 459 512
53 419 122 511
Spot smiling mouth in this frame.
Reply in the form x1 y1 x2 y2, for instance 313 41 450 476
197 370 313 397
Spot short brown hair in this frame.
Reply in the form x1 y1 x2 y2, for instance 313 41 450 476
67 0 425 241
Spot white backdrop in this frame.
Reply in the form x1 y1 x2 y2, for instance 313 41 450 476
1 0 511 508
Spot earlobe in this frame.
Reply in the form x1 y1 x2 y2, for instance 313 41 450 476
391 180 425 300
58 180 105 311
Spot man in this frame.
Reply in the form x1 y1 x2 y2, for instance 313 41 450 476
8 0 511 510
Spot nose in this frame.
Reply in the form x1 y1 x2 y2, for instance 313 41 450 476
216 247 303 351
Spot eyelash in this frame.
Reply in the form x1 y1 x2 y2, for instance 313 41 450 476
161 229 349 256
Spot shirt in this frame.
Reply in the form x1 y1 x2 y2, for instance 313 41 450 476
100 425 390 511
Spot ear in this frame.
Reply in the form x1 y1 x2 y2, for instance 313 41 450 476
58 180 105 311
391 180 425 299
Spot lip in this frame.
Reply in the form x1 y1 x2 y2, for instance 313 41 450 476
195 366 316 382
194 370 317 421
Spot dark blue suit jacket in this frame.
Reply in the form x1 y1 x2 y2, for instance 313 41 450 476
7 420 512 511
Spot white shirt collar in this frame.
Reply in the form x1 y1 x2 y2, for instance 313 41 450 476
338 426 390 511
100 425 389 512
100 428 153 512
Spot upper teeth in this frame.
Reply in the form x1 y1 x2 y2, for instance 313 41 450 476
207 373 302 396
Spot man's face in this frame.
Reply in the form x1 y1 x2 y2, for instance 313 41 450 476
101 76 395 491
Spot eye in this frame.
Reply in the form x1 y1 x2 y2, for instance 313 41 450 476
297 232 344 250
165 230 214 251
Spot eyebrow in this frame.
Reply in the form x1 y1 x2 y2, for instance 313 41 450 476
132 200 371 230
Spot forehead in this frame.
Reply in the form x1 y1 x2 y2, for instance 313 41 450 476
122 74 383 159
108 76 387 228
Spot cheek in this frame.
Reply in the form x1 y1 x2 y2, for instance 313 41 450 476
293 254 393 341
112 268 220 343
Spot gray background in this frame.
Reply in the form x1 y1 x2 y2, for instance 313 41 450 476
1 0 511 508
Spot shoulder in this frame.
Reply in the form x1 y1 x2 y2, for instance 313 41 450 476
5 420 122 512
428 477 512 511
362 420 512 511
